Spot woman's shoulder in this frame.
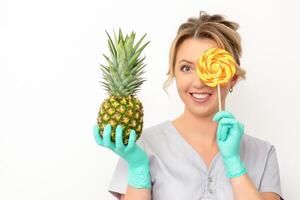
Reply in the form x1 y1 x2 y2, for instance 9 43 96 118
140 120 171 138
242 133 275 155
136 120 173 146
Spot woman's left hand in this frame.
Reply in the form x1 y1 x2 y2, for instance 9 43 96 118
213 111 248 178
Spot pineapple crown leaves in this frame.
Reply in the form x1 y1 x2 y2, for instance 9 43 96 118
100 28 150 96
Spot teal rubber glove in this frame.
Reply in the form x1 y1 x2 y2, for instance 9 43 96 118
94 124 151 189
213 111 248 178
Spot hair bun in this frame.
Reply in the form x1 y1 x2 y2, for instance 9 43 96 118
199 11 240 31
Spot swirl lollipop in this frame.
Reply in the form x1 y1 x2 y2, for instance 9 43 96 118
196 48 237 111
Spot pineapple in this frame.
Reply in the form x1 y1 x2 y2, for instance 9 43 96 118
97 29 150 145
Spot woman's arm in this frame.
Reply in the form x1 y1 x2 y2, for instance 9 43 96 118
231 174 280 200
213 112 282 200
121 186 151 200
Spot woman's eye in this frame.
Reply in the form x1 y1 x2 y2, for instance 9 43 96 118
180 65 193 72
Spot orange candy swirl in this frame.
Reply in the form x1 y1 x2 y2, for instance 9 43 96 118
196 48 237 87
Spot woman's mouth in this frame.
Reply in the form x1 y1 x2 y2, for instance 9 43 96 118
189 92 212 103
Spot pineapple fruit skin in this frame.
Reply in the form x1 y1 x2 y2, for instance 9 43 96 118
97 94 143 145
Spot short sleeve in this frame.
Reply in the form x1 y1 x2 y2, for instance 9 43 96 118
107 137 147 199
108 157 128 199
259 145 284 200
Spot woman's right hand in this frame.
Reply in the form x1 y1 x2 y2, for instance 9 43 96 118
94 124 151 189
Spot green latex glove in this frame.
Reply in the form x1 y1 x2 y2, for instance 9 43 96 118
94 124 151 189
213 111 248 178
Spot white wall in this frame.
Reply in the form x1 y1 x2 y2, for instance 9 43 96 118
0 0 299 199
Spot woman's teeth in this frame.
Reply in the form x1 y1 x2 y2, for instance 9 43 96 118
191 93 210 99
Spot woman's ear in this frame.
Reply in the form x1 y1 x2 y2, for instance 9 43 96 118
230 75 239 88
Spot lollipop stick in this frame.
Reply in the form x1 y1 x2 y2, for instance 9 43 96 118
217 84 222 111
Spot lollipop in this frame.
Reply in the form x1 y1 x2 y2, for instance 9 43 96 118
196 48 237 111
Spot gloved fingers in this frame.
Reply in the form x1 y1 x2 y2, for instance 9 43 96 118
217 122 232 142
220 118 244 137
213 111 236 122
219 117 238 127
115 125 125 150
217 122 224 141
233 122 245 136
221 124 231 141
93 124 103 146
239 122 245 132
126 129 137 150
103 124 114 149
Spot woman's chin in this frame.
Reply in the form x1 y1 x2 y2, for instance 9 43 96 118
186 106 218 119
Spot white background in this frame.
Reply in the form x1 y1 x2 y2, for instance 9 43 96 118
0 0 299 199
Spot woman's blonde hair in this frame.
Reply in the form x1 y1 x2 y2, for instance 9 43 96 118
163 11 247 96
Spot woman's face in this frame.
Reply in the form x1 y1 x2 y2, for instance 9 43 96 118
174 38 237 118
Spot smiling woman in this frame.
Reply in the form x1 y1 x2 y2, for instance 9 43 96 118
163 11 247 96
174 38 226 116
95 11 284 200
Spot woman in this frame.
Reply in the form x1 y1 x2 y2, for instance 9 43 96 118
94 11 284 200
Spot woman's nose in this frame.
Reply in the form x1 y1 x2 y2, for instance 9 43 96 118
192 73 205 88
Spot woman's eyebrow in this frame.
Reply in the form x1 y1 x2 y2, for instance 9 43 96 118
178 59 194 65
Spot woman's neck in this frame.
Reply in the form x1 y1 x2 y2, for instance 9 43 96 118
172 109 219 146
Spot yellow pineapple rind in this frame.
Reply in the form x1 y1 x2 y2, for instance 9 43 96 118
97 95 143 145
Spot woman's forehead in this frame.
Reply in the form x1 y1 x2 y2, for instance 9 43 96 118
176 38 219 63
